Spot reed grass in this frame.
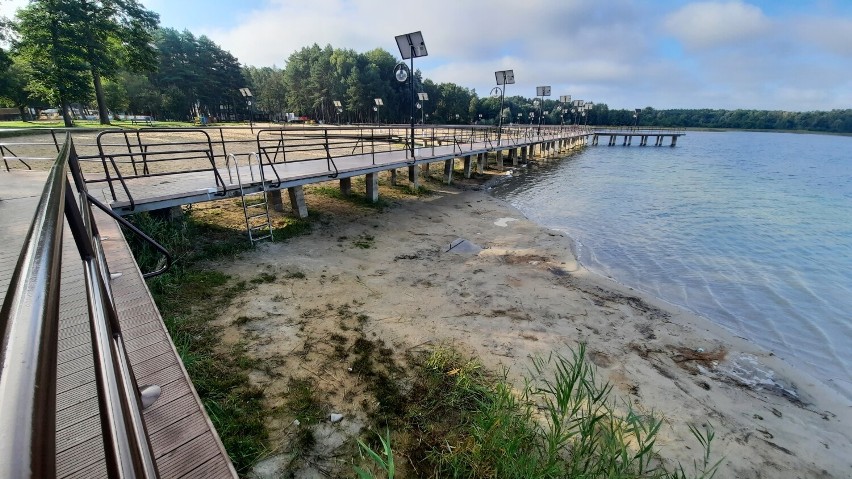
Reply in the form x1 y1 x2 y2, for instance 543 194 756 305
356 344 720 479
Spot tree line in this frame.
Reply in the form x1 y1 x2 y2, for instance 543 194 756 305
1 1 850 133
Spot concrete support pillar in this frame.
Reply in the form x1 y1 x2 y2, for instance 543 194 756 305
288 186 308 218
267 189 285 213
478 152 486 172
339 177 352 196
366 172 379 202
422 162 430 175
497 150 504 169
463 155 472 178
390 169 398 186
408 165 419 189
671 136 678 147
511 148 518 166
521 146 528 163
443 158 454 184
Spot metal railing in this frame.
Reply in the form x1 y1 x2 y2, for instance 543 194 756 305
1 125 591 212
0 133 168 478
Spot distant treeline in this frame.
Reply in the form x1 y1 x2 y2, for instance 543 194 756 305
1 1 849 132
595 107 852 133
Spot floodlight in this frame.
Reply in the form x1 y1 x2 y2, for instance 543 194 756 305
395 31 428 59
495 69 515 85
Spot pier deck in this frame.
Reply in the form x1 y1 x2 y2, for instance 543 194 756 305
0 171 236 478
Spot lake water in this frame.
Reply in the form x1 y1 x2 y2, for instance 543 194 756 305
490 130 852 399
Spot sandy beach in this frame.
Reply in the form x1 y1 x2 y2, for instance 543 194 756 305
192 167 851 478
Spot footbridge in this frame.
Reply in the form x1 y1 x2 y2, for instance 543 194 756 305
0 124 587 478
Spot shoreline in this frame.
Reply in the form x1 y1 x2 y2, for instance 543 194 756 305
201 173 851 478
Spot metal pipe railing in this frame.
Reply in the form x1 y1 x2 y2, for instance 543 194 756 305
0 134 69 478
0 133 163 478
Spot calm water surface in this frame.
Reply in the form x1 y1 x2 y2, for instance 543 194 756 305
490 131 852 399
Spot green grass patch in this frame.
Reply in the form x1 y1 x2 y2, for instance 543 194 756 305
250 272 277 284
352 234 375 249
313 185 389 209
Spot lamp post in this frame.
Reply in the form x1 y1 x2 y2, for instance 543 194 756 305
517 112 522 124
333 100 342 124
529 111 534 125
478 113 483 124
374 98 383 124
634 108 641 128
572 100 584 126
535 86 550 135
559 95 571 126
395 31 428 159
492 69 514 146
585 102 594 127
418 92 428 124
239 87 254 133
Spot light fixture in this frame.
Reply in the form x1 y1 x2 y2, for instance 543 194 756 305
394 31 428 159
493 70 514 146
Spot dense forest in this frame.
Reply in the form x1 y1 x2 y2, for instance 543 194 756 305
1 1 850 133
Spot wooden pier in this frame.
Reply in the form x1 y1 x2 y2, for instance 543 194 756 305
591 128 685 147
0 124 587 477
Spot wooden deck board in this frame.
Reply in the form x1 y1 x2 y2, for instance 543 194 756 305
0 171 237 478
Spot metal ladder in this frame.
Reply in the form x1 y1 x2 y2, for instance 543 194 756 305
227 152 274 244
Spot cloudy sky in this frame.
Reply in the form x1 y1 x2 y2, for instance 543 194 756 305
3 0 852 111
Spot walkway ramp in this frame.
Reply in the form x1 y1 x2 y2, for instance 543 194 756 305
0 155 236 477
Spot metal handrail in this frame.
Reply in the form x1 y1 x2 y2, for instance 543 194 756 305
0 133 163 478
0 134 70 478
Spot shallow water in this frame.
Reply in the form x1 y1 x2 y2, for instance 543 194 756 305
490 130 852 399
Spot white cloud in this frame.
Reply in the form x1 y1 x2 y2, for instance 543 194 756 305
663 1 771 50
794 17 852 57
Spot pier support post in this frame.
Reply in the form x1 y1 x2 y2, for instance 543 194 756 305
422 162 430 177
288 186 308 218
408 165 420 189
521 146 528 163
671 136 678 147
443 158 454 184
497 150 504 169
366 172 379 202
267 189 285 213
478 152 486 172
390 169 398 186
339 177 352 196
463 155 472 178
511 148 518 166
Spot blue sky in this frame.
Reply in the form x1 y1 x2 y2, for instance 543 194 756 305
3 0 852 111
